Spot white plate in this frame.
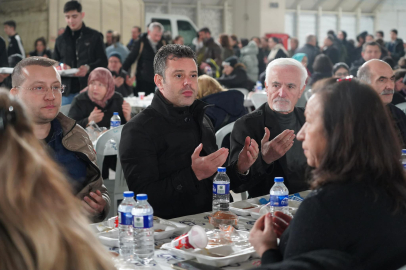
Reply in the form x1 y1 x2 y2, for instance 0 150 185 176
58 68 79 76
0 67 13 74
229 201 260 216
161 231 258 267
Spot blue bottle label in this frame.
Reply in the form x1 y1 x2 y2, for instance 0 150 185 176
119 211 133 225
270 195 288 207
111 120 120 128
213 183 230 195
133 215 153 228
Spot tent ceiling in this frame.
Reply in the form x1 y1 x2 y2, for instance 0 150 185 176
285 0 386 13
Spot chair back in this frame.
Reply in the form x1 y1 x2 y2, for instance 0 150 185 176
396 102 406 114
251 92 268 109
60 104 71 115
215 122 235 149
95 125 124 172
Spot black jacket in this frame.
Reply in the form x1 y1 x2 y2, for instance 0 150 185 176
217 65 255 90
263 181 406 269
391 92 405 105
388 103 406 148
68 91 127 129
7 34 25 59
386 38 405 63
350 58 365 77
119 91 244 219
341 39 355 66
53 24 108 95
110 68 133 97
309 72 332 87
230 103 308 197
28 49 52 58
0 36 8 67
296 44 320 73
122 33 165 83
323 46 339 65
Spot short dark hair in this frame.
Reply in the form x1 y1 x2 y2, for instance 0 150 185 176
391 29 398 35
382 56 395 69
12 57 58 88
313 79 406 213
394 69 406 81
230 35 239 42
240 38 249 47
133 26 141 32
106 30 113 34
3 20 16 30
153 45 197 80
198 27 211 34
340 31 347 40
34 37 47 49
313 54 333 74
376 30 384 37
63 0 82 13
362 41 381 52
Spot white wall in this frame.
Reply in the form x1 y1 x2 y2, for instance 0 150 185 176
376 0 406 42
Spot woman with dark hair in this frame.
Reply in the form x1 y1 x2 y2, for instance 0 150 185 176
219 34 234 61
308 54 333 86
28 37 52 58
249 79 406 269
332 62 349 78
267 37 288 62
230 35 241 57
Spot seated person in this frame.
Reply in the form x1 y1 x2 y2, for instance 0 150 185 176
332 62 349 78
230 58 309 197
120 45 259 219
308 54 333 87
292 53 310 77
0 90 114 270
10 57 110 222
108 52 134 97
28 37 52 58
68 67 132 129
217 56 255 90
249 79 406 269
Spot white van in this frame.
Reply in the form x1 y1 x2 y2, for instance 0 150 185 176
145 14 199 46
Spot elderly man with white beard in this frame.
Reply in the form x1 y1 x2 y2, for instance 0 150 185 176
229 58 309 197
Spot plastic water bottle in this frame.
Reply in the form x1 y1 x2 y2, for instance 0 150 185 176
270 177 289 215
401 149 406 170
212 167 230 212
206 67 213 77
118 191 137 260
110 112 121 129
132 194 154 263
255 81 263 91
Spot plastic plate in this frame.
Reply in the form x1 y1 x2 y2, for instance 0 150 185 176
229 201 260 216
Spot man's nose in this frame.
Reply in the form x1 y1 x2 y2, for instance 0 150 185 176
44 88 56 100
278 86 287 97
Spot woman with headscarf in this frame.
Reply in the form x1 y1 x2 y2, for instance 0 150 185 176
68 67 132 129
292 53 310 76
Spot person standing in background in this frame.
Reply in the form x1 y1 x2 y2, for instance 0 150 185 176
3 20 25 63
127 26 141 51
230 35 240 57
386 29 405 63
105 30 113 48
288 37 299 57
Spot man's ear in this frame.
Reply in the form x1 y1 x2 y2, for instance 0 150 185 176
81 12 85 19
10 88 19 97
154 74 163 91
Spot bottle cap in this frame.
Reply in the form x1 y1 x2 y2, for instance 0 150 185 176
113 112 119 115
136 194 148 200
217 167 226 173
274 177 284 182
123 191 134 197
402 149 406 154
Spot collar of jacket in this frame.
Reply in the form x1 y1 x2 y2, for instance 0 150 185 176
151 90 212 122
64 22 90 38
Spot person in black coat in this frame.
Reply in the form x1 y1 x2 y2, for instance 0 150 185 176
122 23 165 96
352 31 367 64
322 35 339 65
309 54 333 87
0 36 10 88
296 35 320 73
249 80 406 270
3 20 25 60
119 45 259 219
28 37 52 58
107 52 134 97
53 1 108 104
217 56 255 91
386 29 405 63
338 30 355 66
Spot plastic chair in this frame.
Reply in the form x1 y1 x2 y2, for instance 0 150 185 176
215 122 248 201
94 125 129 219
396 102 406 115
60 104 71 115
250 92 268 109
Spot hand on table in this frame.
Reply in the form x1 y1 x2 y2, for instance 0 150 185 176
114 76 124 87
82 190 106 216
122 100 132 122
273 211 292 238
249 213 278 257
236 136 259 173
88 107 104 124
261 128 295 164
126 75 135 86
75 65 90 77
191 143 228 180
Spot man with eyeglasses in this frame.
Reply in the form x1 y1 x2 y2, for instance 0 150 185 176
10 57 110 222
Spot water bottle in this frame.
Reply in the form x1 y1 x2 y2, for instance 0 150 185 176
270 177 289 215
401 149 406 170
110 112 121 129
118 191 137 260
132 194 154 263
206 67 213 77
212 167 230 212
255 81 263 91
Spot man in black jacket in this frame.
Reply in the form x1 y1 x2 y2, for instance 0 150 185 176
358 59 406 147
386 29 405 63
338 30 355 66
3 20 25 61
295 35 320 73
0 36 10 88
122 22 164 96
119 45 259 219
53 1 107 105
322 35 339 65
230 58 309 198
217 56 255 90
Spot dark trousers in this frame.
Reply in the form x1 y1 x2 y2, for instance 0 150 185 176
135 78 157 96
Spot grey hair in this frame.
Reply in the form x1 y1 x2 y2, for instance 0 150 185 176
306 34 316 44
265 58 308 89
11 57 59 88
148 22 164 33
357 64 372 84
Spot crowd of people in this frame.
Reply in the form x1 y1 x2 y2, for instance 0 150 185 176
1 0 406 269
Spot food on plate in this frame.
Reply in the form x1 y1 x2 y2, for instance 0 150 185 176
154 229 165 232
209 211 238 229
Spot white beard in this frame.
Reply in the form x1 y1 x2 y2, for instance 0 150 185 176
273 98 292 112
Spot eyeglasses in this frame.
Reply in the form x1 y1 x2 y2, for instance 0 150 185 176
16 85 66 95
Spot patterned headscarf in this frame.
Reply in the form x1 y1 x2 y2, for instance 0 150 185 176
81 67 115 108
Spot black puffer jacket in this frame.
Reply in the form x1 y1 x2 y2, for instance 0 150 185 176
122 33 165 84
217 65 255 90
68 91 127 129
53 24 108 95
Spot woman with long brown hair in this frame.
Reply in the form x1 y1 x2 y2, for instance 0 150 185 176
219 33 234 61
0 90 114 270
249 79 406 269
